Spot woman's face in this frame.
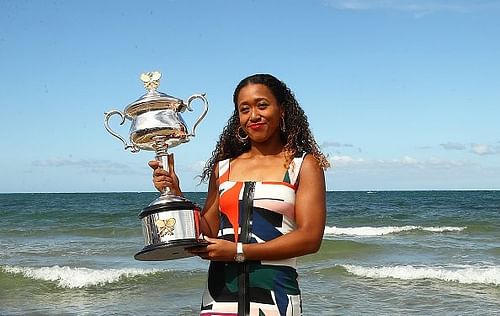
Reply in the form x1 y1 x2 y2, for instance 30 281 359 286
236 83 283 144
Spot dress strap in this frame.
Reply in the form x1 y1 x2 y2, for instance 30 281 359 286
287 152 307 186
217 158 231 183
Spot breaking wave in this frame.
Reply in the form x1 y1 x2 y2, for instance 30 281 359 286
341 264 500 285
1 265 164 289
324 225 466 236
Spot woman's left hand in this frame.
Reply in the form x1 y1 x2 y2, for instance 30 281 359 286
188 236 236 261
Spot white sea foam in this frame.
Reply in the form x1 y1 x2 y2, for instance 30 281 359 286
324 225 466 236
341 264 500 285
2 265 162 288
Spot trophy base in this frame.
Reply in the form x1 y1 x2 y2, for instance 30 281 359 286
136 194 203 261
134 239 208 261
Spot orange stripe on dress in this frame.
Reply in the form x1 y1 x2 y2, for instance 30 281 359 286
219 181 244 242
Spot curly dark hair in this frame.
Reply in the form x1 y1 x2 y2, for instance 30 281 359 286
200 73 329 182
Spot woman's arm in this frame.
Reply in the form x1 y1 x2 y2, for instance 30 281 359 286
149 157 220 237
199 154 326 261
200 165 220 238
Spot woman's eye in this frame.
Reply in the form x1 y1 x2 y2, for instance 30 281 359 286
239 106 249 113
258 103 268 109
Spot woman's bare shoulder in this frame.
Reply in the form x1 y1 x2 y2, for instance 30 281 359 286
298 153 325 185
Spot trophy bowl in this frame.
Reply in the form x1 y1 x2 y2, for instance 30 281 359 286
104 71 209 261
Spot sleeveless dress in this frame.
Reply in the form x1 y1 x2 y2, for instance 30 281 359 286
200 154 306 316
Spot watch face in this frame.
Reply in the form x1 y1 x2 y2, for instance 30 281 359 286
235 254 245 263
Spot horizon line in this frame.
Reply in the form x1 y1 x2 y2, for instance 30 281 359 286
1 189 499 194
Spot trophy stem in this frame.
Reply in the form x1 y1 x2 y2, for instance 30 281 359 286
152 135 173 196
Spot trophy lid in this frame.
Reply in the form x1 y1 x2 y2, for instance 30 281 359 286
124 72 187 117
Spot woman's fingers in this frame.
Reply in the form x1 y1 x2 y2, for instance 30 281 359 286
187 245 210 260
153 167 168 177
149 156 181 195
167 154 175 174
186 237 236 262
148 160 160 169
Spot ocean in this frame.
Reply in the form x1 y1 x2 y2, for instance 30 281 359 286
1 191 499 315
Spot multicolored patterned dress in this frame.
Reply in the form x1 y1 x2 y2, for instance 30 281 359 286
200 154 306 316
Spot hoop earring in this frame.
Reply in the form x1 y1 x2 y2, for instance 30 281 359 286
280 117 286 133
236 126 248 142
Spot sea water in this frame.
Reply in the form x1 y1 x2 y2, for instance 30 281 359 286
1 191 499 315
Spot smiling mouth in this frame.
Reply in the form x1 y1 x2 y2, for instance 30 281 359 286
248 123 266 129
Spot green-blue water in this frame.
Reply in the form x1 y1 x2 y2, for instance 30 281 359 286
1 191 499 315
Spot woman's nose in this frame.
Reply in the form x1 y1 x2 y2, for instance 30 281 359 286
250 108 260 121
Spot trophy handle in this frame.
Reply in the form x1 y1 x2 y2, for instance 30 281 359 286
104 110 140 153
186 93 209 137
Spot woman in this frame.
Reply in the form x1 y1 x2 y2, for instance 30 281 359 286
149 74 329 316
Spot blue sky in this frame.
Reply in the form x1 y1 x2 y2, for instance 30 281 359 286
1 0 499 192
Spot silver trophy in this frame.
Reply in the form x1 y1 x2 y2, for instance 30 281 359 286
104 71 209 261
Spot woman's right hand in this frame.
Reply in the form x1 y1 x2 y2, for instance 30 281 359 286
148 155 183 196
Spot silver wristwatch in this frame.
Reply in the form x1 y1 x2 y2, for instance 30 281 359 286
234 242 245 263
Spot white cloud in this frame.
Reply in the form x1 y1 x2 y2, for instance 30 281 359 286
324 0 500 13
330 155 366 167
32 158 136 175
440 142 466 150
418 145 433 150
329 154 471 170
471 143 500 156
436 142 500 155
426 157 470 168
400 155 418 165
471 144 490 155
321 141 354 149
